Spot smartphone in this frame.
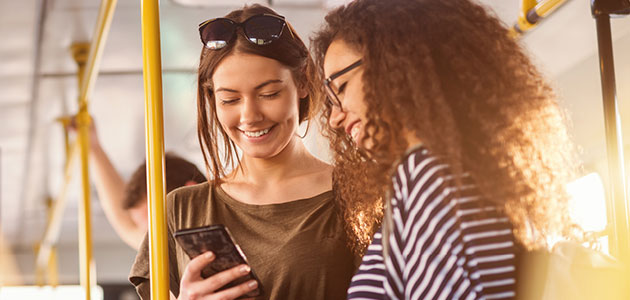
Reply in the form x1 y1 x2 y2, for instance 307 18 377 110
174 224 263 298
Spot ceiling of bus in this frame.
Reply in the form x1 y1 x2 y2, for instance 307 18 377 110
1 0 630 281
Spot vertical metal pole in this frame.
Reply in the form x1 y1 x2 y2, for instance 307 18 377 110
595 14 630 265
141 0 169 299
73 43 96 300
77 109 95 300
48 248 59 287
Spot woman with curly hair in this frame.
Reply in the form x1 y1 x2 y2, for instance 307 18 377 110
312 0 579 299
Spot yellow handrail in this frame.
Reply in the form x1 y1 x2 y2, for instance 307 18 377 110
35 196 60 287
141 0 170 299
72 41 98 299
537 0 568 16
516 0 538 34
35 0 119 292
72 0 119 295
78 0 118 109
77 108 95 299
35 141 79 269
511 0 569 37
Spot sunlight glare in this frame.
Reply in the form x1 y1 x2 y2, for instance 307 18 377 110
566 172 608 232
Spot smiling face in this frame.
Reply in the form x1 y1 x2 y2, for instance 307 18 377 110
212 53 306 159
323 39 370 149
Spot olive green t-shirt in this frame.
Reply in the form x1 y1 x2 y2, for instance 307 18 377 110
129 182 359 300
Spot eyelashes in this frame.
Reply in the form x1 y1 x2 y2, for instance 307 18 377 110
218 90 281 105
260 91 280 99
337 82 347 95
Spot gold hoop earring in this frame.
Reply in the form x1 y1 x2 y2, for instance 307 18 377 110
298 118 311 139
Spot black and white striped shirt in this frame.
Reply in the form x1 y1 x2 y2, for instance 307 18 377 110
348 146 518 300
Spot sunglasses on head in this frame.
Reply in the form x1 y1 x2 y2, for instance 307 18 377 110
198 14 292 50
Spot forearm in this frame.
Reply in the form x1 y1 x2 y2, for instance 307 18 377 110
89 143 144 249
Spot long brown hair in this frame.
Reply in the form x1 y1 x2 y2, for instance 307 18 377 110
196 4 321 183
312 0 579 253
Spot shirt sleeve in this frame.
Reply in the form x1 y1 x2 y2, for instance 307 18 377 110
128 193 182 299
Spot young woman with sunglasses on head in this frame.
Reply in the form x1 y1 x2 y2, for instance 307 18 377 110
312 0 580 299
129 5 358 300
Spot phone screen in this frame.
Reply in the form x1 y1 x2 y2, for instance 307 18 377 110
174 224 263 298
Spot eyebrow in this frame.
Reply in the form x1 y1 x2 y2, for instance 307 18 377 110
255 79 283 90
214 79 283 93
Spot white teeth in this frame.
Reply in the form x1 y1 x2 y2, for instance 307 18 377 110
351 125 360 142
243 128 270 138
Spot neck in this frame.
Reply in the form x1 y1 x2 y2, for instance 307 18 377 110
234 136 313 185
404 128 422 149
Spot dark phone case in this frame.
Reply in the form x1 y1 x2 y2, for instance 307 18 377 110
174 225 263 299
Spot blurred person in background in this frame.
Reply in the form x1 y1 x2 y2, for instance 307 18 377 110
70 117 206 250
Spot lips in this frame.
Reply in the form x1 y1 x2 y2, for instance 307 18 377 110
242 128 270 138
350 126 361 142
239 125 275 139
345 121 362 143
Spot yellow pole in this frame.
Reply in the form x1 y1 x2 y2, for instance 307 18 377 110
48 247 59 287
56 116 72 160
517 0 538 32
34 0 118 280
141 0 169 299
35 142 79 271
35 197 61 287
535 0 568 18
34 244 45 287
511 0 568 37
73 43 96 300
78 0 118 109
77 110 95 299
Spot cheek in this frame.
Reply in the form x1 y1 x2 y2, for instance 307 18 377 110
264 96 299 124
347 86 369 120
215 105 236 130
357 95 369 121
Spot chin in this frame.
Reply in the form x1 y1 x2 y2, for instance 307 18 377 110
241 146 284 159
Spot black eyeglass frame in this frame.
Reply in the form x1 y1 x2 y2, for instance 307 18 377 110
198 14 293 50
324 59 363 111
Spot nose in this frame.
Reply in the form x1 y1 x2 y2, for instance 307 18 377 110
240 96 264 125
328 105 346 129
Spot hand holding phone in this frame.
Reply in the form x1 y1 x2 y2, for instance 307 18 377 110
177 252 258 300
174 225 263 299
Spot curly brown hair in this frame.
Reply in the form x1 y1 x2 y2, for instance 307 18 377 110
312 0 580 253
196 4 322 182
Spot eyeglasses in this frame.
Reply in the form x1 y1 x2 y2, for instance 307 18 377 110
198 14 292 50
324 59 363 111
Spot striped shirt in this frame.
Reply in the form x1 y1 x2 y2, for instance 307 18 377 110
348 146 518 300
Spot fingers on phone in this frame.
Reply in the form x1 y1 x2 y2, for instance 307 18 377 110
182 263 256 300
211 279 258 300
196 265 251 291
201 264 251 291
183 252 215 281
